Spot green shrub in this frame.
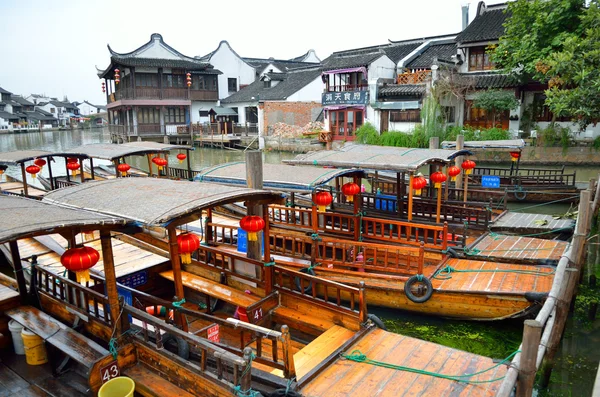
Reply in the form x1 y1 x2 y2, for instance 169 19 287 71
355 123 380 145
592 136 600 151
479 128 511 141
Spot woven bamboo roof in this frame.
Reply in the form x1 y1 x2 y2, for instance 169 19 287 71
441 139 525 150
0 150 53 165
284 145 471 172
0 195 130 243
51 143 187 161
195 162 364 192
42 178 283 227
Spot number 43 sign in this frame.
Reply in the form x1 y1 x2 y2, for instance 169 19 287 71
100 360 120 384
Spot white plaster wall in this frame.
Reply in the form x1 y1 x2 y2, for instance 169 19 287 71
368 56 396 80
258 64 284 76
286 76 323 102
366 106 379 132
191 101 218 123
388 121 419 132
136 37 180 60
77 103 100 116
302 50 320 63
209 42 256 100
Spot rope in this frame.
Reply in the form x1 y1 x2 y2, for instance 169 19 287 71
511 195 580 212
233 352 260 396
433 265 554 280
341 349 520 384
465 246 556 256
263 261 275 267
310 233 322 241
172 298 186 308
308 262 320 271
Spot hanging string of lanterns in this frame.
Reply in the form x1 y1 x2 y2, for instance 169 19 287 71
461 159 477 175
341 182 360 203
448 165 461 182
60 245 100 284
239 215 265 241
509 151 521 162
412 175 427 195
25 165 41 179
186 73 192 88
117 163 131 177
314 191 333 212
114 68 120 85
176 153 187 164
102 81 106 93
177 233 200 265
430 171 447 189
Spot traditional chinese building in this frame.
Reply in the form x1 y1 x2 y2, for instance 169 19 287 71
98 33 221 135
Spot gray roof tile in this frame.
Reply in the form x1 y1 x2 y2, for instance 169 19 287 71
456 6 509 44
461 72 518 89
379 84 426 97
406 43 458 69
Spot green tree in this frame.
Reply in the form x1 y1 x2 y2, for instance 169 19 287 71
473 89 519 127
492 0 600 129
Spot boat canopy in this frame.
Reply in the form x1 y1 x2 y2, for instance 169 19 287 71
49 142 191 161
283 145 471 173
441 139 525 150
0 195 130 243
0 150 53 165
42 178 283 227
195 162 364 193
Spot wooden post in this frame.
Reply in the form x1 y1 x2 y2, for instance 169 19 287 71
79 158 85 183
205 209 213 244
539 268 579 387
245 151 263 262
516 320 542 397
262 205 273 294
47 157 55 190
167 226 188 332
147 154 153 176
396 172 403 218
100 231 122 336
164 153 170 179
113 160 120 178
358 281 367 324
186 149 192 181
429 137 439 180
9 241 28 302
463 164 470 205
454 135 464 189
310 192 318 264
407 174 414 221
591 174 600 215
241 347 253 392
436 167 442 224
444 164 450 201
281 325 296 378
89 158 95 181
20 163 29 196
353 174 361 241
571 190 591 268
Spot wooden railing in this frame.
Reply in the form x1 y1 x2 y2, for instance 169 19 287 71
361 217 447 250
135 87 161 99
137 124 162 135
397 70 431 84
206 222 238 246
112 87 217 101
167 167 201 181
268 205 314 230
472 166 577 187
36 266 111 325
194 244 265 287
55 179 78 189
326 84 368 92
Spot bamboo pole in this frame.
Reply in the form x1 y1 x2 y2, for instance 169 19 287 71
245 151 263 262
167 226 187 332
454 135 464 189
20 163 28 196
100 231 122 336
516 320 543 397
262 205 273 295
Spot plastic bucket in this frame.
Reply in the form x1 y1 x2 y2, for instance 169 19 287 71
8 320 24 355
98 376 135 397
21 328 48 365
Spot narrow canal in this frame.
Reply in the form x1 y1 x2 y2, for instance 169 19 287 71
0 128 598 396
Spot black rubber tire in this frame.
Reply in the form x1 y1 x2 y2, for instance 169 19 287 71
295 267 315 294
445 247 459 258
162 333 190 360
367 314 387 331
404 275 434 304
269 390 301 397
514 188 527 201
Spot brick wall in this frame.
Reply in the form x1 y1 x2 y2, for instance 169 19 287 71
263 101 322 134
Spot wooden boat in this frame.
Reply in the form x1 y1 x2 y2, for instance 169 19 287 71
441 139 580 203
0 179 514 396
0 149 53 198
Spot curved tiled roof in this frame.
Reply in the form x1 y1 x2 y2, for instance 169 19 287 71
406 43 458 69
379 84 425 97
462 72 518 89
456 5 509 44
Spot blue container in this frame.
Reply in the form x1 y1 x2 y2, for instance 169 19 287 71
375 193 397 212
237 229 264 255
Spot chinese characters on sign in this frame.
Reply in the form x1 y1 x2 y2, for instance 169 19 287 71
481 175 500 188
322 90 369 106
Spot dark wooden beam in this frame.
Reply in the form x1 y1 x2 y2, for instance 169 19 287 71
167 226 188 331
9 240 28 302
100 230 121 336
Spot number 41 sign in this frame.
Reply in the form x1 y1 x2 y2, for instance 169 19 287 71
100 360 120 384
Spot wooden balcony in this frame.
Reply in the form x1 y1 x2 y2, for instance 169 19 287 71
110 87 218 101
326 84 369 92
397 70 431 85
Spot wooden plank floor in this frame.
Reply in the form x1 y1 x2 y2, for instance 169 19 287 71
491 212 575 235
432 258 554 294
0 181 46 197
12 234 167 279
0 284 20 312
300 328 506 396
468 233 568 266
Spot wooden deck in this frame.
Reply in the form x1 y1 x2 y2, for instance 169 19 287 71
4 234 168 279
0 283 20 312
0 181 46 197
490 212 575 236
195 135 241 148
300 328 506 396
467 233 569 266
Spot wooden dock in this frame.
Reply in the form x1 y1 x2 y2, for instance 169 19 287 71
195 134 241 148
467 233 569 266
490 212 575 236
299 328 507 396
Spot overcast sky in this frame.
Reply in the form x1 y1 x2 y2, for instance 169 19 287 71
0 0 476 105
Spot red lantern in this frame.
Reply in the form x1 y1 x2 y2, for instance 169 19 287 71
34 158 46 169
102 81 106 93
0 165 6 180
67 157 78 164
60 246 100 283
117 163 131 177
240 215 265 242
461 159 476 175
509 151 520 162
412 176 427 195
448 165 461 182
341 182 360 203
186 73 192 88
176 153 187 164
114 68 120 84
314 191 333 212
66 161 80 176
152 157 167 171
177 233 200 265
430 171 447 189
25 165 41 179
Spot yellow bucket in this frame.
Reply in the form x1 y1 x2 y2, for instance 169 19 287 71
21 329 48 365
98 376 135 397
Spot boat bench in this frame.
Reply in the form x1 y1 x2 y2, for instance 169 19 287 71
124 363 195 397
159 270 260 309
5 306 109 371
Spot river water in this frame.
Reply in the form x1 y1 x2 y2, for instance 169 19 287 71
0 128 598 396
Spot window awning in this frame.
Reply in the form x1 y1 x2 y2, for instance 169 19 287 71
372 101 420 110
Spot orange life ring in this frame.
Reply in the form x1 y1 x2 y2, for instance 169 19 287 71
146 306 174 320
